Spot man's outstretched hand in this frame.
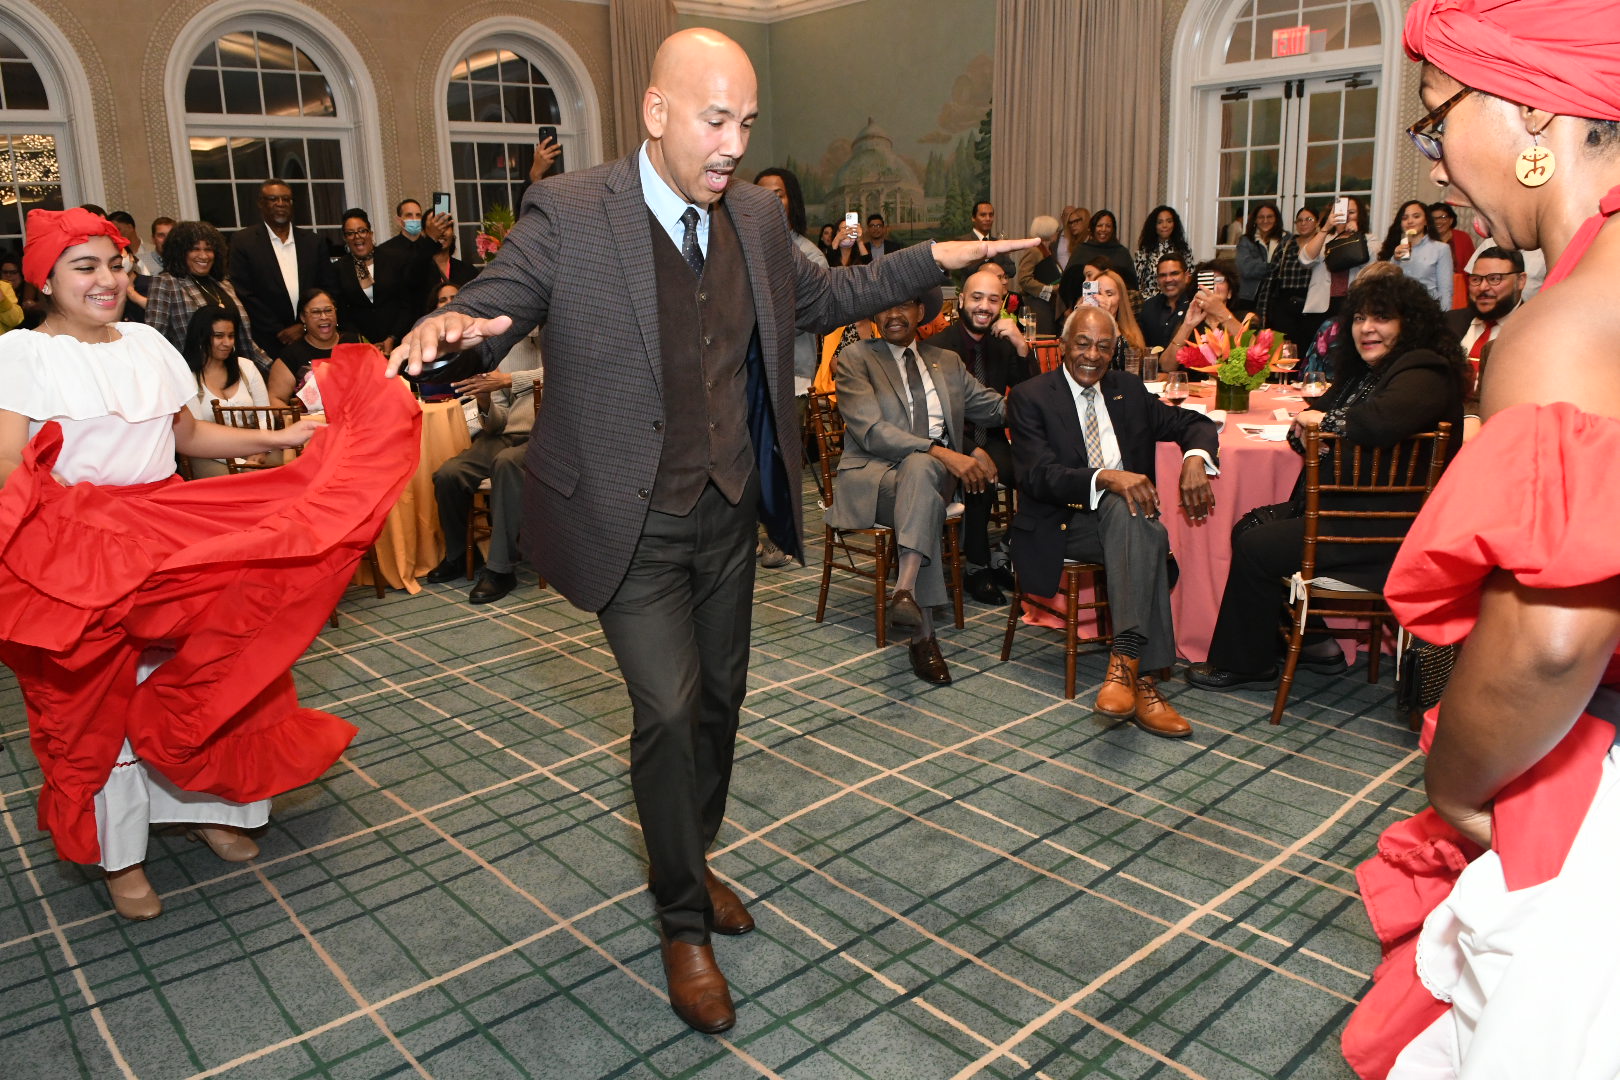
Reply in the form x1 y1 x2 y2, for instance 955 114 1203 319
387 312 515 377
931 237 1039 271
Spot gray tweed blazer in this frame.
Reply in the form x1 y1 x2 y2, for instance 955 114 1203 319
442 151 947 611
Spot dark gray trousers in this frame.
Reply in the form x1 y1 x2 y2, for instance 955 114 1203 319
433 432 528 568
1063 493 1176 670
596 473 759 945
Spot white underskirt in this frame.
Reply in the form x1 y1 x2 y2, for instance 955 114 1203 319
1390 746 1620 1079
90 646 269 871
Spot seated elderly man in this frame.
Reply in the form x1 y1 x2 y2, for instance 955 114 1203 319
425 362 542 603
830 287 1007 686
1006 305 1220 736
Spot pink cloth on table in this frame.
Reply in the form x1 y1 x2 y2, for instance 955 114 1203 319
1021 386 1319 663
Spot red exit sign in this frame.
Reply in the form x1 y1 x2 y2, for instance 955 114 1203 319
1272 25 1312 57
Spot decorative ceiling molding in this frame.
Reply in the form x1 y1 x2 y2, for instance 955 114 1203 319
673 0 869 24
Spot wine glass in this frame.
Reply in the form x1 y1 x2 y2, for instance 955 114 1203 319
1300 372 1330 402
1163 371 1188 407
1271 343 1299 390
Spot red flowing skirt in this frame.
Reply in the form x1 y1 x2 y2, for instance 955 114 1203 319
0 346 421 863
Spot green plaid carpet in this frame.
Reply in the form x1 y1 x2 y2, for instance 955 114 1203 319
0 480 1423 1079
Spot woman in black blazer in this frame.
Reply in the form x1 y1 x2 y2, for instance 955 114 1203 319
1188 272 1468 689
329 209 438 354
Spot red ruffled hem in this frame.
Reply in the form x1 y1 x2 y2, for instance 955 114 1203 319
0 345 419 863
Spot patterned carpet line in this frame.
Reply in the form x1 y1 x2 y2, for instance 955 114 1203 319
750 840 1214 1080
329 755 790 1080
749 894 1068 1080
735 732 1362 1005
945 746 1418 1080
248 864 431 1079
1223 919 1370 980
0 791 139 1079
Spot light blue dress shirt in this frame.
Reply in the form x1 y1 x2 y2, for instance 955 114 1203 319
1401 235 1454 308
638 141 708 258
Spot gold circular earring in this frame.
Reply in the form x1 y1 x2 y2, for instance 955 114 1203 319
1515 129 1556 188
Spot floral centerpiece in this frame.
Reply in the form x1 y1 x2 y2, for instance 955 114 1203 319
1175 318 1284 412
474 203 515 263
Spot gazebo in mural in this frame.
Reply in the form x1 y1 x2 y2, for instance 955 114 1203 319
827 118 925 227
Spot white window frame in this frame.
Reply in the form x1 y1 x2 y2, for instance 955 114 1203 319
163 0 385 234
0 0 102 214
1167 0 1406 257
434 17 604 232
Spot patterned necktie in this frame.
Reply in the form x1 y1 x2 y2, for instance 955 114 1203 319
1081 385 1106 467
903 347 929 437
679 206 704 276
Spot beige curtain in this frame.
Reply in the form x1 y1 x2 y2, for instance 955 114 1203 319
992 0 1163 245
610 0 679 159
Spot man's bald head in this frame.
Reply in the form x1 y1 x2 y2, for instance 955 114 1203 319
643 29 758 208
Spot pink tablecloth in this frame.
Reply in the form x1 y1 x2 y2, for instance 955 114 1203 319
1022 384 1310 663
1156 385 1302 662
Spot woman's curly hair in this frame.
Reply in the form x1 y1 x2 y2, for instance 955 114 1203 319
1327 271 1468 390
160 220 230 280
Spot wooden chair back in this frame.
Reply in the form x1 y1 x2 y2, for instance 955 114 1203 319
209 400 305 473
1298 423 1452 582
806 392 846 506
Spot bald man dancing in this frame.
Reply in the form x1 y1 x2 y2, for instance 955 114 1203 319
391 29 1033 1032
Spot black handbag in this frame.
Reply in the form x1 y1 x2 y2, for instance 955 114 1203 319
1395 636 1460 728
1323 232 1370 273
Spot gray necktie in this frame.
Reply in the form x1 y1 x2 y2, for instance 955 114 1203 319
679 207 704 276
903 347 929 438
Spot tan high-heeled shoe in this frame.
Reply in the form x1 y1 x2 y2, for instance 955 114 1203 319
187 825 259 863
105 864 162 921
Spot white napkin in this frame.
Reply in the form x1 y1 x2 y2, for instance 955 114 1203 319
1238 423 1292 441
1143 381 1166 395
1180 402 1208 415
1206 408 1227 432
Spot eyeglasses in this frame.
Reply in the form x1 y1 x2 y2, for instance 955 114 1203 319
1407 86 1474 162
303 305 337 317
1466 273 1515 289
342 228 372 239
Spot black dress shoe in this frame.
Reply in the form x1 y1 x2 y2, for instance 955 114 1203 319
424 554 468 584
468 569 516 604
965 568 1005 605
1295 646 1348 674
908 636 952 685
990 564 1017 592
1185 662 1278 691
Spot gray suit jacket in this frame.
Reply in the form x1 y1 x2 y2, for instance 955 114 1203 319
827 337 1006 532
439 151 946 611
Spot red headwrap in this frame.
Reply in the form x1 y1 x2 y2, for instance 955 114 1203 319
1405 0 1620 122
22 207 129 292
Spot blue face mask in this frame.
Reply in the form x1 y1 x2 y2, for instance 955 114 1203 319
402 219 423 237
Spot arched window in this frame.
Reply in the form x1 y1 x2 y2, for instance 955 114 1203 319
181 28 348 235
168 5 384 243
439 26 601 256
1166 0 1405 256
0 10 94 251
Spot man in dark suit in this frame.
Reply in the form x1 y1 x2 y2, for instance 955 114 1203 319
830 287 1007 685
930 268 1036 604
1008 304 1220 737
330 208 441 354
228 179 332 361
390 28 1033 1035
1137 253 1194 351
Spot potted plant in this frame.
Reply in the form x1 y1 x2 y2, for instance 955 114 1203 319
1175 319 1283 413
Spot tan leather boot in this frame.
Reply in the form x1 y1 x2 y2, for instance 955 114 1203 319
1132 673 1192 738
1095 653 1138 718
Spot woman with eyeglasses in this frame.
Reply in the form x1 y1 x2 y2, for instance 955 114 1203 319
1343 4 1620 1077
330 208 439 356
265 287 361 405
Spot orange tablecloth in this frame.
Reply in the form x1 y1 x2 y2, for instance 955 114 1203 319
354 399 472 593
1023 384 1326 662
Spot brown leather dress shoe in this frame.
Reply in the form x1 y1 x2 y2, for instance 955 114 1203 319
888 589 924 631
1095 653 1138 718
909 636 952 685
1131 674 1193 738
660 936 736 1034
705 869 755 935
